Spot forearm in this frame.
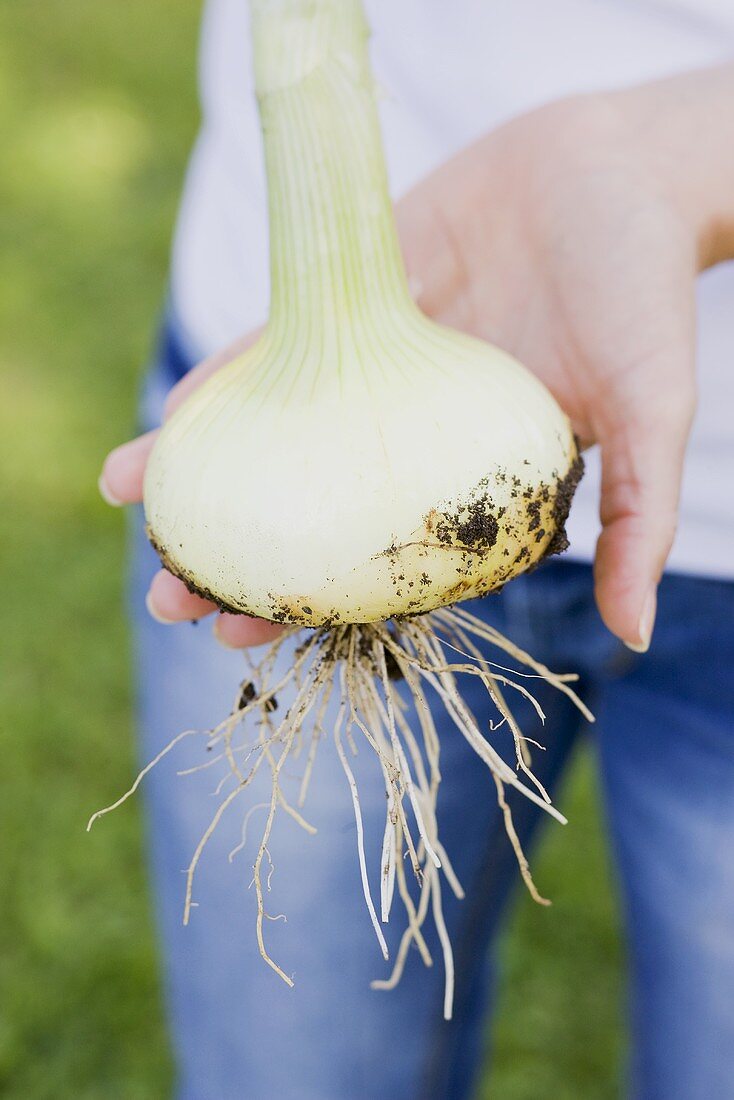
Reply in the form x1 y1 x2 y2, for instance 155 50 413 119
610 63 734 269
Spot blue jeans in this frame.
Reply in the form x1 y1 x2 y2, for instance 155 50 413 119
132 319 734 1100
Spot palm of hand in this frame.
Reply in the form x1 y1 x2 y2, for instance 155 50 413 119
399 96 696 644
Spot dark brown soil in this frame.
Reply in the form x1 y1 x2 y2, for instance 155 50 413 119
539 449 585 561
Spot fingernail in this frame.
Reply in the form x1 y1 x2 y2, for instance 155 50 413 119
98 473 123 507
625 588 657 654
145 590 176 624
213 616 242 649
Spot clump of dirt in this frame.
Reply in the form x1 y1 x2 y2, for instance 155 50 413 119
455 506 500 550
237 680 278 713
432 489 500 554
526 499 542 533
539 450 585 561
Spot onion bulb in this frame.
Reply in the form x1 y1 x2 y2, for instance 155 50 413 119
98 0 592 1020
144 2 580 624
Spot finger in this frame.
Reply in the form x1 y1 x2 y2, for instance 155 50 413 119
99 430 159 506
593 374 695 651
164 328 263 419
213 613 284 649
145 569 282 645
145 568 217 623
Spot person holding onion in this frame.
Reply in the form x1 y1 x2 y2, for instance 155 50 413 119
100 2 734 1098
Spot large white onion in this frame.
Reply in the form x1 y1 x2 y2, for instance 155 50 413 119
143 0 580 626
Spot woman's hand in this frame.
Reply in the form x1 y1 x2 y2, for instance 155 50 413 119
101 65 734 650
398 65 734 650
100 334 285 647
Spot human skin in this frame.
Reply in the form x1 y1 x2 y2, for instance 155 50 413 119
100 64 734 651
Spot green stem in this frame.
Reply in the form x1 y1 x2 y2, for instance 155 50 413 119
250 0 413 347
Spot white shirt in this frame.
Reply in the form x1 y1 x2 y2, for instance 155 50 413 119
171 0 734 579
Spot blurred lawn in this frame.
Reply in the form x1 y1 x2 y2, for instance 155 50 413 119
0 3 624 1097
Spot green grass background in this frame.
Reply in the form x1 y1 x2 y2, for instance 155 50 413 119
0 3 624 1095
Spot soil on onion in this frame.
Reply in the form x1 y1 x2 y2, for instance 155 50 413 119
147 448 583 624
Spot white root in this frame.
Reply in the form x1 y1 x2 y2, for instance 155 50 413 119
86 727 200 830
379 796 397 923
334 668 389 960
374 644 441 872
228 802 269 863
90 607 592 1019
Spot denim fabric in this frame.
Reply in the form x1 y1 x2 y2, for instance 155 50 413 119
131 319 734 1100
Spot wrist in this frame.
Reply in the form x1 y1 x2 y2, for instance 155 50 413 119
609 65 734 270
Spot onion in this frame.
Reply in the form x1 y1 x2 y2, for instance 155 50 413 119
145 1 580 625
101 0 591 1020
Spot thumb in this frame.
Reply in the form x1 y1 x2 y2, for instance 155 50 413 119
593 364 695 651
